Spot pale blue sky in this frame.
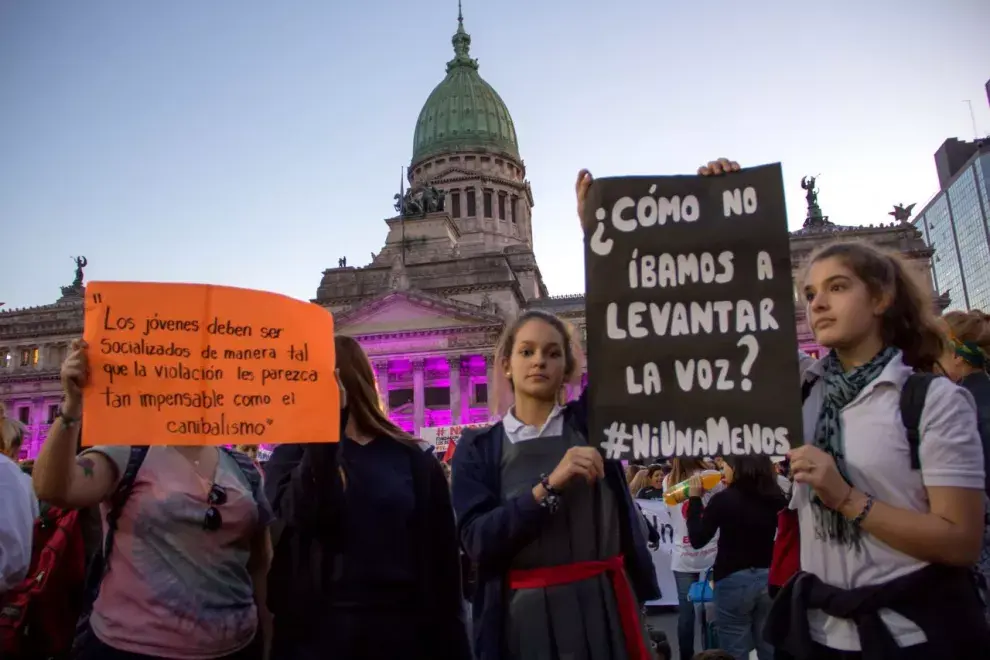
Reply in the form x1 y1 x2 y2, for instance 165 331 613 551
1 0 988 310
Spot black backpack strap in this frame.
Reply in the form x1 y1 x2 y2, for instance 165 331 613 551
801 377 819 403
103 446 150 564
900 373 938 471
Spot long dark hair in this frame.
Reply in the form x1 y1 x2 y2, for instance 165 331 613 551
490 309 584 416
803 241 945 371
334 335 416 446
723 455 783 500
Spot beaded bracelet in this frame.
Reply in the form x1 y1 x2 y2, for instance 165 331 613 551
851 493 875 528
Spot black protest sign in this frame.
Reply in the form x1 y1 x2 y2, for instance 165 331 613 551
582 163 802 461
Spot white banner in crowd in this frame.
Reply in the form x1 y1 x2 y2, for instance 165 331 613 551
420 423 490 455
636 498 680 607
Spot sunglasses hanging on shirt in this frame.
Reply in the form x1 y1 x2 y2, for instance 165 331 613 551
204 483 227 531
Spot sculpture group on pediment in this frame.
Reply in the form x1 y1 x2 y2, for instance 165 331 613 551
393 183 447 217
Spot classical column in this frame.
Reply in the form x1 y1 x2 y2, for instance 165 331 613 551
373 359 390 415
460 357 471 423
447 355 462 425
484 353 496 410
412 358 425 435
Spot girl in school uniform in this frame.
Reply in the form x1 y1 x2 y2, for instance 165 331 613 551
449 159 738 660
766 242 990 658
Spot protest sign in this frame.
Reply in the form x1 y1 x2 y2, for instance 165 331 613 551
635 499 678 607
81 281 338 446
583 164 802 460
420 422 490 454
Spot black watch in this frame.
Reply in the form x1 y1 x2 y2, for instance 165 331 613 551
539 474 561 514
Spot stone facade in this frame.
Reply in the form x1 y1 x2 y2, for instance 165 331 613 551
0 9 940 455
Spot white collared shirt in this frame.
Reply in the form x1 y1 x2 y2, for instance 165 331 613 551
793 351 985 650
502 404 566 444
0 454 38 594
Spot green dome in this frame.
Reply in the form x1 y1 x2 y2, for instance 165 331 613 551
411 10 519 166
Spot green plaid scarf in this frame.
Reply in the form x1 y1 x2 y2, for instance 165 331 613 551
811 346 898 546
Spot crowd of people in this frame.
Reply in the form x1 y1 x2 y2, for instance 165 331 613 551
1 159 989 659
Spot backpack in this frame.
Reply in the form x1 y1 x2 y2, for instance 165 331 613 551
71 446 263 653
0 503 87 659
768 373 936 589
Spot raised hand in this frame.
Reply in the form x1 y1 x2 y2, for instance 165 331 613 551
697 158 741 176
61 339 89 416
575 169 594 234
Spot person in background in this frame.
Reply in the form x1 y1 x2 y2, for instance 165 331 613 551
630 469 652 499
1 413 33 496
0 449 36 594
0 409 38 594
938 309 990 620
237 445 259 462
32 339 273 660
687 455 784 660
264 335 469 660
773 242 989 657
666 458 724 660
637 465 667 500
938 310 990 497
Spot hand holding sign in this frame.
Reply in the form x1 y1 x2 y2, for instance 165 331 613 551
81 282 339 447
60 339 89 417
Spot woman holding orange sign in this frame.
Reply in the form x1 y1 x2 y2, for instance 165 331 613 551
32 339 273 660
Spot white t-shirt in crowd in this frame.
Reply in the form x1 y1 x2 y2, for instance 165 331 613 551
0 453 38 594
663 470 724 574
795 352 986 651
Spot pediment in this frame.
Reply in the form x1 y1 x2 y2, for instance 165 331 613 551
335 290 503 335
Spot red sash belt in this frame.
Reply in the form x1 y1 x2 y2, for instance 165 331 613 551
508 555 650 660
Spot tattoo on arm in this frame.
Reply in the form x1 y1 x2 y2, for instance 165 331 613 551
77 456 96 478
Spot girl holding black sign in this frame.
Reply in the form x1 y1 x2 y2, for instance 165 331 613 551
766 242 990 658
450 160 739 660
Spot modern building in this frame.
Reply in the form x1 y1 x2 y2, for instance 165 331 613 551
913 138 990 311
0 8 938 457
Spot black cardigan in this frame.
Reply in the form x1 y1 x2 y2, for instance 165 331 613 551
263 419 471 659
765 564 990 658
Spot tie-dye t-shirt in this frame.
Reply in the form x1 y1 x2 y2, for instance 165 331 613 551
83 446 272 659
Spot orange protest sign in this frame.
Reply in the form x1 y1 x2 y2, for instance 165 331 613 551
81 281 339 446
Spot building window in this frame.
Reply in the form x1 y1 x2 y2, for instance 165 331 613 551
18 407 30 424
466 190 476 217
20 349 31 367
31 347 39 365
451 191 461 218
1 350 9 368
483 191 493 218
498 193 506 220
47 404 59 424
425 387 450 407
388 388 414 409
474 383 488 405
511 196 519 224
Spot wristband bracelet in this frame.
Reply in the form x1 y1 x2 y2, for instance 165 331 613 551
851 493 875 528
539 473 560 514
56 409 80 427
